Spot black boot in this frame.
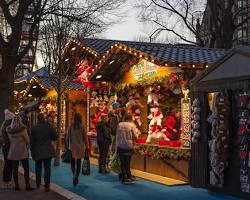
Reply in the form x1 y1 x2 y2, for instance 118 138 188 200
25 184 35 191
15 184 20 191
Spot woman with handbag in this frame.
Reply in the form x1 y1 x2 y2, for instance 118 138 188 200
67 113 89 186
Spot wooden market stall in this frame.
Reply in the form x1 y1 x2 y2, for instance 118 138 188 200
190 46 250 199
63 38 225 182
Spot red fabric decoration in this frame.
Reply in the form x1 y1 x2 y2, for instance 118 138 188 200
163 115 180 140
74 59 94 89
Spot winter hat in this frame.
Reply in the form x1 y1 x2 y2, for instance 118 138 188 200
112 102 121 109
4 109 15 121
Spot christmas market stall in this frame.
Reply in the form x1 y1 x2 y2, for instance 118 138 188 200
66 38 225 182
14 66 85 140
190 46 250 199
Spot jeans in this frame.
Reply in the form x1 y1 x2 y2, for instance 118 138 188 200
97 140 110 170
117 147 133 181
71 158 81 178
35 158 52 188
2 149 12 182
12 158 30 188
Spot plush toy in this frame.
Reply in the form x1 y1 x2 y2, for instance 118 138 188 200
130 105 142 126
95 105 108 122
191 98 201 143
146 124 169 143
104 95 109 103
148 105 163 126
134 92 144 108
126 95 136 108
90 91 98 108
147 86 160 105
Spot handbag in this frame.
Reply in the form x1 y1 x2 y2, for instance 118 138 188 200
61 148 72 163
82 151 90 175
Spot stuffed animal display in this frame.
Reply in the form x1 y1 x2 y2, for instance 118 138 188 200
208 93 230 188
126 89 143 126
191 98 201 143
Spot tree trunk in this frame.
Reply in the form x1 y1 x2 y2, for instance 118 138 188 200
54 91 62 166
0 56 16 122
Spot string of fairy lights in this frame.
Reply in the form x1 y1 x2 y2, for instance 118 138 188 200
15 38 211 99
67 39 210 81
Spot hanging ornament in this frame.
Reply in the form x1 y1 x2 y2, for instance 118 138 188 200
73 59 94 89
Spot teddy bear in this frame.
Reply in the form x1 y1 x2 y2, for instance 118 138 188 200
146 124 169 143
147 86 160 106
130 105 142 126
148 105 163 126
133 92 144 108
126 95 136 109
90 90 98 108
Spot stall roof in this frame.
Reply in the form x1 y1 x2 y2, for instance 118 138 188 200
79 38 225 65
16 67 82 90
17 67 49 81
34 77 82 90
191 46 250 91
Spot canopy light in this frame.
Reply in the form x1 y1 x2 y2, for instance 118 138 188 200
71 47 76 51
28 94 32 97
65 58 69 62
32 85 37 89
109 60 114 65
96 75 102 79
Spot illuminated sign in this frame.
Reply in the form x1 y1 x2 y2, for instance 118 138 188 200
181 98 191 148
132 59 159 79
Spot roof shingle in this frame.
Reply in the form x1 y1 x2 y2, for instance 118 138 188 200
79 38 225 64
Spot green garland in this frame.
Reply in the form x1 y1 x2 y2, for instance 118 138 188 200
134 144 191 161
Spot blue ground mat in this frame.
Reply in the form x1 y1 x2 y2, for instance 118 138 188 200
27 159 242 200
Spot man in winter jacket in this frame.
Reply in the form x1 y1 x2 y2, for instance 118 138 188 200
116 113 139 185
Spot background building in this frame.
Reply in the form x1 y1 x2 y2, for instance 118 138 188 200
0 1 39 78
198 0 250 47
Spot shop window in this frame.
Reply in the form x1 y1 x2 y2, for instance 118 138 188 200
238 0 247 8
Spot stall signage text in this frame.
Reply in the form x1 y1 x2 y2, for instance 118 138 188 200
181 98 191 148
132 59 159 79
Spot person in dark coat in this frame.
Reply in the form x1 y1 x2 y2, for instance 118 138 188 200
96 115 112 173
0 109 15 189
31 113 58 192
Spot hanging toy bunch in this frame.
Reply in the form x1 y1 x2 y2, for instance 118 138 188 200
73 59 94 89
126 88 143 127
208 93 230 188
237 93 250 193
191 98 201 143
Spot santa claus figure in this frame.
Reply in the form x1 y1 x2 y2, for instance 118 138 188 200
163 108 181 141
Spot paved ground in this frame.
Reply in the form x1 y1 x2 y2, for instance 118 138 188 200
0 160 67 200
